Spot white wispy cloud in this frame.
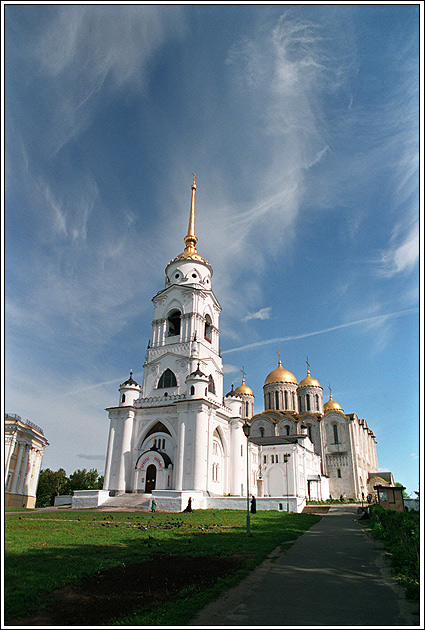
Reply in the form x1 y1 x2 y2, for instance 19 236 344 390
243 307 272 321
377 219 419 277
222 308 418 355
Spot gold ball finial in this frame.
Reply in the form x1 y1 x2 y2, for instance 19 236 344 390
192 172 197 189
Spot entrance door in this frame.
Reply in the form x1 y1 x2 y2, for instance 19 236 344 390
145 464 157 493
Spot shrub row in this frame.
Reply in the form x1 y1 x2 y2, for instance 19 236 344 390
368 504 419 601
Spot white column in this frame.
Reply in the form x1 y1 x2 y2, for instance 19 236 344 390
24 447 37 497
175 421 185 491
10 443 25 494
17 445 30 495
29 450 43 496
192 409 209 491
4 436 16 482
103 423 116 490
117 412 134 492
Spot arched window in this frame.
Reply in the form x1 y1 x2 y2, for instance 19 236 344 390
245 402 249 416
315 394 319 410
284 390 288 408
285 425 290 436
208 375 216 395
158 369 177 388
167 309 181 337
259 426 265 437
204 314 212 342
307 425 312 440
292 392 296 409
337 468 342 478
306 394 311 411
190 385 195 395
333 424 339 444
298 396 302 412
275 391 280 409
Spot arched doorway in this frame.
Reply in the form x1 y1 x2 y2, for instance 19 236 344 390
145 464 157 493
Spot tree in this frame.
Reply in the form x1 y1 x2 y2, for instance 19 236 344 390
63 468 104 494
35 468 68 507
395 482 410 498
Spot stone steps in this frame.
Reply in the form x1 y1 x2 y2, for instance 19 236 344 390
101 493 152 509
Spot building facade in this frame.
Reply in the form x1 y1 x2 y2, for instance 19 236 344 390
5 413 49 508
99 177 380 512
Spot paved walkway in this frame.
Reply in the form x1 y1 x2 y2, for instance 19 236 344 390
188 505 419 627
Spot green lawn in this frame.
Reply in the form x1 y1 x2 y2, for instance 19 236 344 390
5 508 321 624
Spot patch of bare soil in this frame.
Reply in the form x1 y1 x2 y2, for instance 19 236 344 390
6 554 245 627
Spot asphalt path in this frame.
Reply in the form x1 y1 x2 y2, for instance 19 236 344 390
188 505 419 627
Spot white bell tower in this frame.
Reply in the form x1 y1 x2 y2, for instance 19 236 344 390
142 174 223 402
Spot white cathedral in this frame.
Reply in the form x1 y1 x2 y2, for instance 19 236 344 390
74 177 381 513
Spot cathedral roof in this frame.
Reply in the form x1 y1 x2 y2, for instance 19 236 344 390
234 370 254 396
323 395 343 412
264 360 298 386
120 370 139 388
298 370 321 389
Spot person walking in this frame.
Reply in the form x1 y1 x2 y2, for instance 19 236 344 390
250 495 257 514
151 498 157 512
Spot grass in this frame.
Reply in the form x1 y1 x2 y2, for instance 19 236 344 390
4 508 321 625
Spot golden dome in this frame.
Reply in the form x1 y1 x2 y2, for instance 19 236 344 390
323 395 343 412
264 360 298 386
298 370 321 388
235 378 254 396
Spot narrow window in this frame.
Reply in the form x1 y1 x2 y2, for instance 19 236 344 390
275 454 279 463
208 375 216 394
271 455 274 463
241 445 243 457
190 385 195 395
259 426 265 437
268 393 272 409
284 390 288 408
121 394 126 403
333 424 339 444
204 314 212 342
306 394 311 411
158 369 177 388
337 468 341 478
263 455 267 464
292 392 296 409
275 391 280 410
245 401 249 416
285 426 290 436
308 426 312 440
315 394 319 410
167 309 181 337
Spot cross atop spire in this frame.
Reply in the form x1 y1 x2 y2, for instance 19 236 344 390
328 383 332 398
277 345 281 365
306 356 310 374
240 365 246 382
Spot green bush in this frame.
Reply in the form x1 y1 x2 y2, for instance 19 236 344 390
368 505 419 600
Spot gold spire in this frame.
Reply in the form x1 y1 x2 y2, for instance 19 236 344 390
167 175 211 269
183 173 198 255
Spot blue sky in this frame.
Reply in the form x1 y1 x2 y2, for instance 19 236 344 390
4 3 421 496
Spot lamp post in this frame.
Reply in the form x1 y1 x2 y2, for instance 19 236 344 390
242 421 251 536
284 453 291 512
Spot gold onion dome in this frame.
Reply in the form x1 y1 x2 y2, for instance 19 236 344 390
298 370 321 388
169 174 211 268
264 360 298 386
323 395 343 412
235 377 254 396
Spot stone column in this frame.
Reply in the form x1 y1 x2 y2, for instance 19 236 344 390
175 421 186 491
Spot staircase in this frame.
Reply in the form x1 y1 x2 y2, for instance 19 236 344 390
100 493 152 510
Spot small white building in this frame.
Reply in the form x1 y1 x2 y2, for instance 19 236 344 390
5 413 49 509
75 177 379 513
